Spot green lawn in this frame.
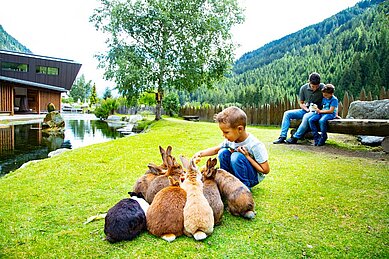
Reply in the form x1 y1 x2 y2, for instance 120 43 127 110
0 118 387 258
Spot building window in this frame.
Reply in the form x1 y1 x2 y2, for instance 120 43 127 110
36 65 59 75
1 62 29 72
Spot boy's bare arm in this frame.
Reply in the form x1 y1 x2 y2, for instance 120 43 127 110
236 146 270 174
193 146 220 159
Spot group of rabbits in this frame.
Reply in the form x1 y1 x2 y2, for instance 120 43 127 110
104 146 255 243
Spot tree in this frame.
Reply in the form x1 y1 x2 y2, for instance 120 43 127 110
162 92 180 116
89 84 98 107
103 87 112 100
91 0 244 120
69 74 92 103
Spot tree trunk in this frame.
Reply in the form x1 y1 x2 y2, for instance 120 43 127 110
155 91 162 120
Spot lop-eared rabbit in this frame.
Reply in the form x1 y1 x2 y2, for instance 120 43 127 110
133 146 172 198
104 192 149 243
207 158 255 219
145 146 183 203
180 156 214 241
146 176 187 242
200 158 224 225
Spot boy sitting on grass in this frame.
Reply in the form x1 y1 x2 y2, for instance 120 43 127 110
308 84 339 146
193 106 270 190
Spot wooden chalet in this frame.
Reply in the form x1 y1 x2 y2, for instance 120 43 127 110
0 50 81 115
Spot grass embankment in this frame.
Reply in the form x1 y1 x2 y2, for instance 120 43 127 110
0 118 387 258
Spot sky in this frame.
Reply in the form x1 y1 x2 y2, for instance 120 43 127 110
0 0 360 97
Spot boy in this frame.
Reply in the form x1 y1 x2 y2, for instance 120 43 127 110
193 106 270 189
308 84 338 146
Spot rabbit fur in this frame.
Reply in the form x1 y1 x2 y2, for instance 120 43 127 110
209 158 256 219
180 156 214 241
104 192 149 243
200 158 224 225
145 146 183 203
146 176 187 242
133 146 172 198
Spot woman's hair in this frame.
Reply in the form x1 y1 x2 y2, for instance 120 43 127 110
214 106 246 128
322 84 335 94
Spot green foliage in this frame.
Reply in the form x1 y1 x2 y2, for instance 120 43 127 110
102 87 112 100
94 98 119 119
138 92 156 106
70 74 92 103
162 92 180 116
0 25 31 53
89 84 98 106
0 119 387 257
176 0 389 106
90 0 244 120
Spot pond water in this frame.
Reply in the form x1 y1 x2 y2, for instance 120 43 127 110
0 114 133 175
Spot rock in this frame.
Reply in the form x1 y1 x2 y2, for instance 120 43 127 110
346 99 389 119
107 115 121 121
357 135 385 147
129 114 143 124
42 111 65 132
382 137 389 153
48 148 70 158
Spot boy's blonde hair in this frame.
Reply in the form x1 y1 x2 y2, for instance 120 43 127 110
214 106 247 128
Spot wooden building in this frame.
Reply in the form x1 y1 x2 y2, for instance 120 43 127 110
0 50 81 115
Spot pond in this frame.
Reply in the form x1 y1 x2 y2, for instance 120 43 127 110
0 114 133 176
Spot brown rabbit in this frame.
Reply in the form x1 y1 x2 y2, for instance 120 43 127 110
133 163 164 198
146 176 187 242
200 158 224 225
145 149 183 203
180 156 214 241
209 158 255 219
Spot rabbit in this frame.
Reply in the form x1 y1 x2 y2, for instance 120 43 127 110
209 158 255 219
200 157 224 225
133 163 164 198
146 176 187 242
132 145 172 197
104 192 149 243
180 156 214 241
145 147 183 203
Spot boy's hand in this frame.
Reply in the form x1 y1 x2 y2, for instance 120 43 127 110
236 146 249 157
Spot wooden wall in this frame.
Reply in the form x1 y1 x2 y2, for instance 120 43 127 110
0 82 13 114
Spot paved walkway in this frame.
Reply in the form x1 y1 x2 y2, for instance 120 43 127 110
0 114 45 124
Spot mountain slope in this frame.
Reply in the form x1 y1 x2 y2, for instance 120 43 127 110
0 25 31 53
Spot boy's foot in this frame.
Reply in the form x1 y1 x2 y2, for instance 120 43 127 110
286 137 298 144
317 136 327 146
273 137 286 144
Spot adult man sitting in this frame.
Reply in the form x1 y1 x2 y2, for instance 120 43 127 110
273 72 324 144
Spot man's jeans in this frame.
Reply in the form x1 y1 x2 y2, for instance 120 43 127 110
218 148 263 188
279 109 316 139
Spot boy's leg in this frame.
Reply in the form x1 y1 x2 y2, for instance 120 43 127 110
230 152 260 188
218 148 232 173
308 114 321 145
317 114 335 146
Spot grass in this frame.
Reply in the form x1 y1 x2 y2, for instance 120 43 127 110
0 118 387 258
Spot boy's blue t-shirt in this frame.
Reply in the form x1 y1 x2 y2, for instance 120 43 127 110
322 95 338 116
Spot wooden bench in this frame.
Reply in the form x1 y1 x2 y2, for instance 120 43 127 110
183 115 199 121
290 119 389 152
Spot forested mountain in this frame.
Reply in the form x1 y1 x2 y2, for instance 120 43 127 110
0 25 31 53
177 0 389 106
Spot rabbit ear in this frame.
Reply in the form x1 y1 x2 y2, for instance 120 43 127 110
147 163 163 174
211 158 218 168
168 176 179 186
166 146 172 156
180 155 190 169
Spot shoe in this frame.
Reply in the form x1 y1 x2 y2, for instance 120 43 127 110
273 137 286 144
286 137 298 144
317 136 327 146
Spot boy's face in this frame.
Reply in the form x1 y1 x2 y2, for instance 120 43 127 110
218 122 244 142
322 92 333 99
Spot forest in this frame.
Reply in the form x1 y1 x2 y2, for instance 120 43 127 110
176 0 389 106
0 25 31 53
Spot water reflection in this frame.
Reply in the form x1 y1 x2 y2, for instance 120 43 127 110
0 114 129 175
